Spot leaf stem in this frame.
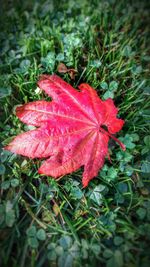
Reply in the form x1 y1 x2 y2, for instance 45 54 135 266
99 127 126 151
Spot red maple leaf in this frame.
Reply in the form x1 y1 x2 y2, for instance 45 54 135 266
5 75 125 187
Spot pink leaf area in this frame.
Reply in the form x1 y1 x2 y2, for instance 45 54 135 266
5 75 125 187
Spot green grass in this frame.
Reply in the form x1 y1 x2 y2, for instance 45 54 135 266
0 0 150 266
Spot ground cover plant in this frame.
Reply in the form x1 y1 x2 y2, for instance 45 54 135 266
0 0 150 266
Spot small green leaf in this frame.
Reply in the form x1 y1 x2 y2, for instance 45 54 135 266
100 81 108 90
47 251 57 261
41 52 55 71
71 187 83 199
142 147 149 155
55 246 64 256
1 180 10 190
109 81 118 91
90 59 101 68
117 183 128 193
59 236 72 250
0 87 12 99
0 150 11 162
132 65 142 75
56 53 65 61
114 236 124 246
143 86 150 95
107 250 123 267
58 253 73 267
130 133 139 142
141 161 150 173
0 164 6 175
122 45 132 57
26 226 37 237
69 242 80 258
81 239 89 250
103 90 114 99
5 209 15 227
116 151 132 162
36 229 46 241
91 243 101 255
114 250 123 267
144 136 150 148
28 237 39 249
11 179 19 188
115 192 124 204
90 185 104 205
64 254 73 267
19 59 31 72
107 167 117 180
47 243 56 250
136 207 146 220
103 249 113 259
119 134 135 149
82 248 88 259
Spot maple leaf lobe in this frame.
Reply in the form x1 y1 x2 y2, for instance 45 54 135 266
5 74 125 187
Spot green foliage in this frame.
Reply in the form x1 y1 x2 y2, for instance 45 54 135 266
0 0 150 266
26 226 46 248
0 87 12 99
41 52 55 72
89 185 105 205
0 201 16 227
142 135 150 155
101 81 119 99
